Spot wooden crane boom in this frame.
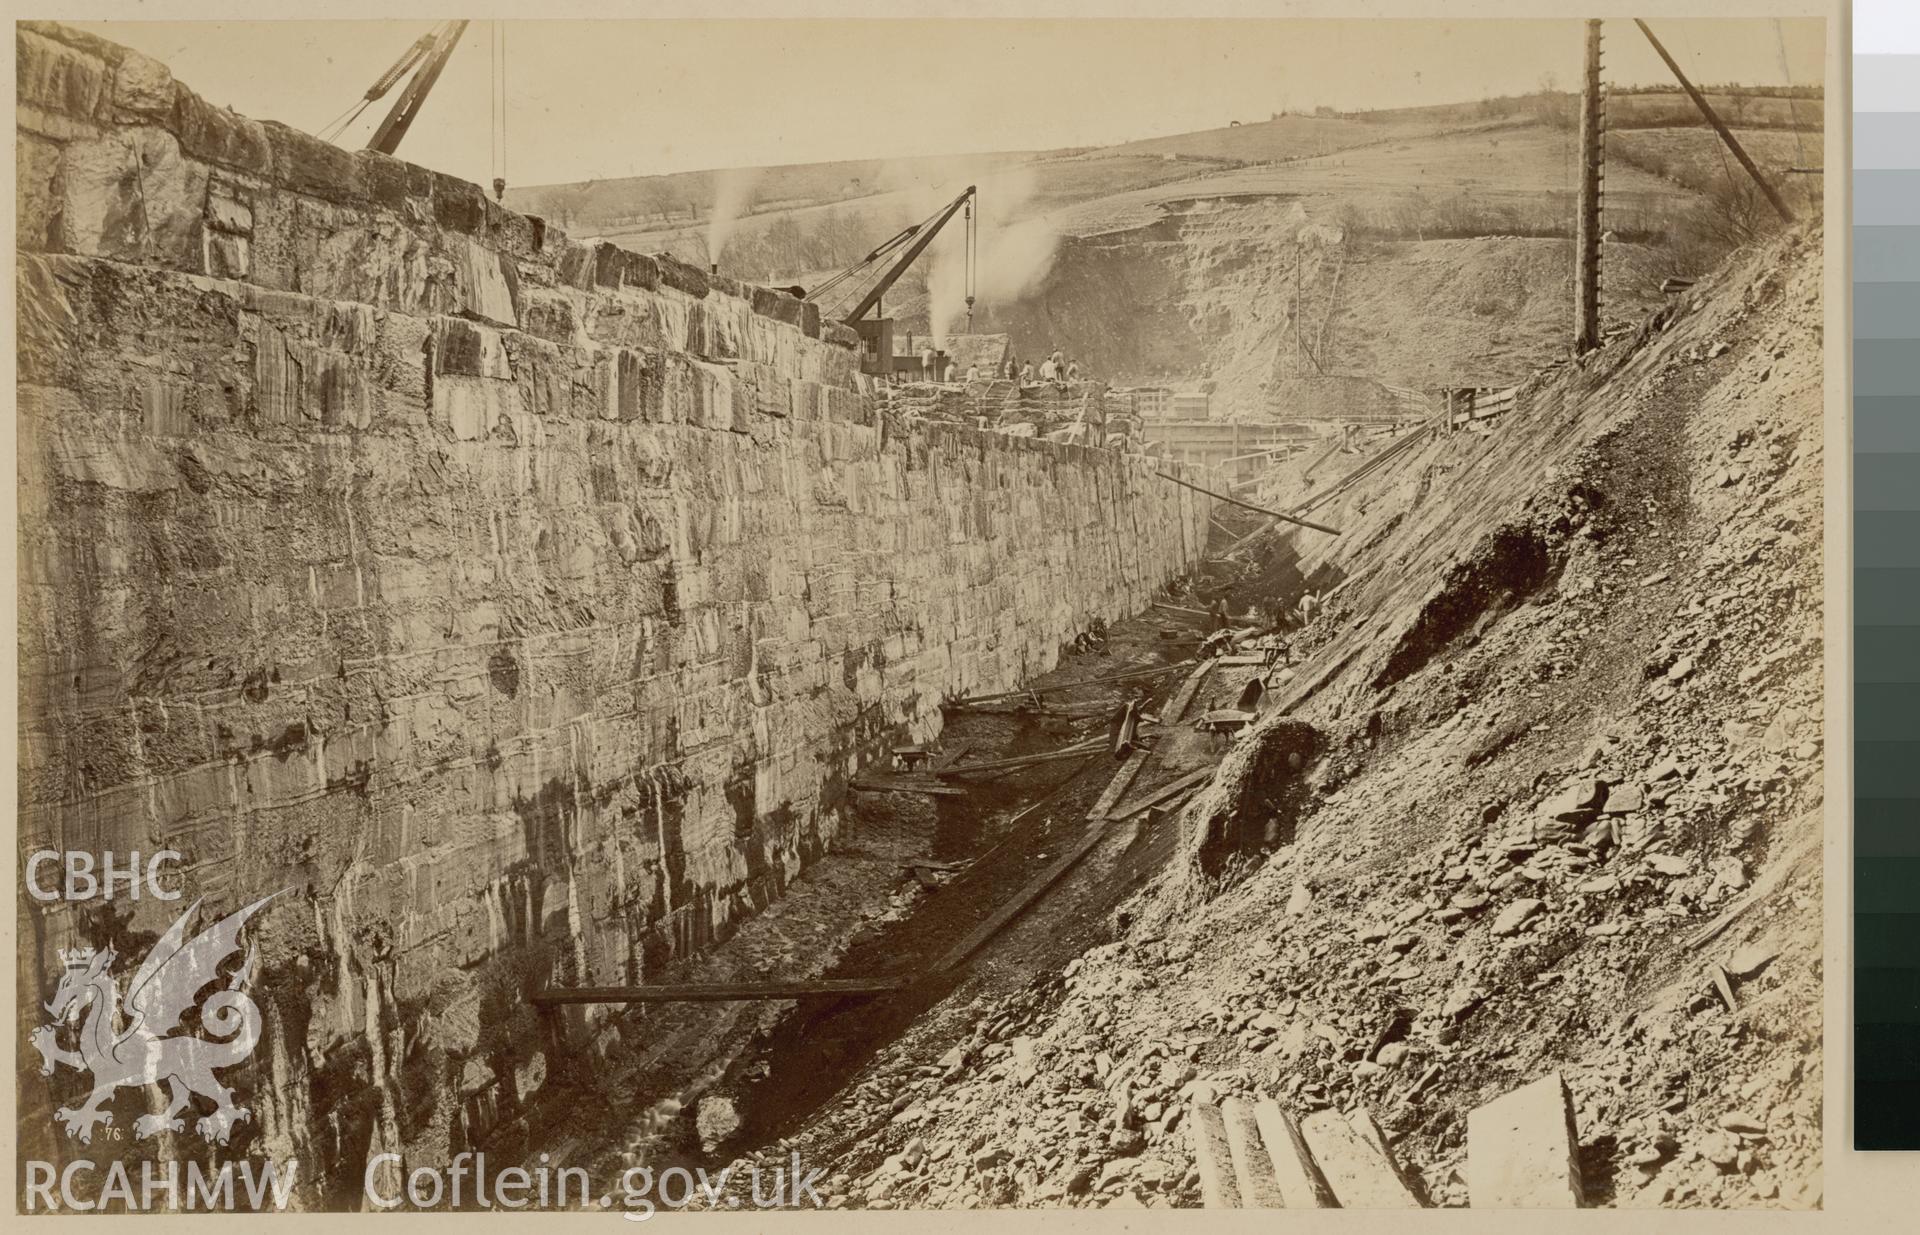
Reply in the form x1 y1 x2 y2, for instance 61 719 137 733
840 185 976 325
366 20 470 157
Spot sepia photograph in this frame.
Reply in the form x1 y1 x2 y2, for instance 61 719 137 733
12 3 1834 1216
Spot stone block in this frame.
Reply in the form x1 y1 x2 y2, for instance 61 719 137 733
1298 1109 1421 1207
263 119 365 206
430 170 487 234
16 27 111 123
359 150 434 215
172 88 273 177
655 252 710 299
1251 1099 1336 1208
1220 1097 1286 1207
60 129 208 269
450 235 519 327
749 284 806 328
434 317 510 379
109 47 175 120
1467 1071 1584 1207
18 135 63 252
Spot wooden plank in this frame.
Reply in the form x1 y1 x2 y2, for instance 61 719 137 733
933 739 1105 777
852 776 966 797
1685 823 1819 950
1163 659 1216 724
531 977 911 1005
1253 1099 1337 1208
1298 1109 1422 1207
946 661 1194 707
1154 470 1342 535
929 815 1113 974
1467 1072 1584 1208
1090 748 1150 820
1217 653 1269 666
1108 766 1214 822
1189 1103 1243 1208
1221 1097 1287 1208
927 742 972 772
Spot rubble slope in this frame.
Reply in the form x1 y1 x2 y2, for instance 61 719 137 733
728 223 1824 1211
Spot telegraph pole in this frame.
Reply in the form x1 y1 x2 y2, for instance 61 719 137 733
1574 19 1604 354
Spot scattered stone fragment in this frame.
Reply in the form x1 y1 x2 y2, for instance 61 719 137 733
1491 899 1545 936
1727 939 1782 979
1699 1131 1741 1170
1602 783 1643 814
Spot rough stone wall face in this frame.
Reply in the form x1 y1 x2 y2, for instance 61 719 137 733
14 22 1207 1194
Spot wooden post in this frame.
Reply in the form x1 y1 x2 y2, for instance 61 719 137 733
1573 19 1604 355
1635 19 1795 224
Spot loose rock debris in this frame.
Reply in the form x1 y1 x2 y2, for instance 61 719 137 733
701 225 1823 1212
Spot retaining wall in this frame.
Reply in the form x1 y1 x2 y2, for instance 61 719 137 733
13 21 1208 1195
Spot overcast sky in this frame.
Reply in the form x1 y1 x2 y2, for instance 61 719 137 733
75 18 1825 189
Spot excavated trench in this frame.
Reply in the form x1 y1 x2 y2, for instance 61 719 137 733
536 506 1318 1184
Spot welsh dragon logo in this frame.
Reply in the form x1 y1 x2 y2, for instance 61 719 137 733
33 892 285 1146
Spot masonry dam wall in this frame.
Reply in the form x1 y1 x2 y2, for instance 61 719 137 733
14 22 1208 1189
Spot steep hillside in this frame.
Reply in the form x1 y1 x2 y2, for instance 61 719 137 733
724 223 1824 1210
973 199 1674 410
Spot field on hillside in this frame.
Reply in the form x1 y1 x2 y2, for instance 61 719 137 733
1610 127 1823 213
514 107 1470 242
1094 110 1455 164
505 149 1039 235
579 115 1476 281
519 88 1818 411
1050 124 1688 238
1609 88 1823 131
506 87 1820 239
587 151 1228 277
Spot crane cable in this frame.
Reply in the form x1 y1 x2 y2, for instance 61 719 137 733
963 195 978 331
489 22 509 200
806 193 963 318
317 22 445 144
807 220 926 308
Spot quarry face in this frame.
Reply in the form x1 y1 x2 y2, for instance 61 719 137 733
13 15 1828 1218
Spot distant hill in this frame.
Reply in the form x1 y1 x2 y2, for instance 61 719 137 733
507 86 1822 411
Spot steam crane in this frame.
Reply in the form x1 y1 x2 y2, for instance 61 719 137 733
804 184 979 378
319 21 513 201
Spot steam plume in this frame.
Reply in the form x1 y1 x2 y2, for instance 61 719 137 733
706 167 765 267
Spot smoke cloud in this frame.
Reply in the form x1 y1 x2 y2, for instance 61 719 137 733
899 160 1061 347
706 167 764 265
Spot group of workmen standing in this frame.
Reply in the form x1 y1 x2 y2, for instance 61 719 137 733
929 347 1081 387
1005 349 1080 387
